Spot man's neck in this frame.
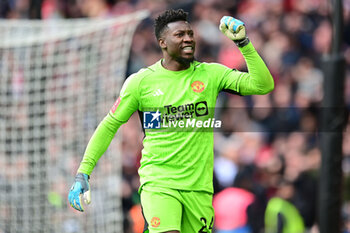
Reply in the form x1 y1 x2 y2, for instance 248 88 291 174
161 58 191 71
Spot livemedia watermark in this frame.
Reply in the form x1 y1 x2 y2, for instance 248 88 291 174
141 105 348 133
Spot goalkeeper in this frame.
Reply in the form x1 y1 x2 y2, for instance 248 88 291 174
68 9 274 233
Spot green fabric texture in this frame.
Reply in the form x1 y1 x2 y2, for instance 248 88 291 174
78 114 122 175
78 41 274 194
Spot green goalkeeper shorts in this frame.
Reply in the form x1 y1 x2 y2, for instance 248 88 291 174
140 184 214 233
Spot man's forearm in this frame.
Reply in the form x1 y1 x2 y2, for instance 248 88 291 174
77 113 122 175
239 42 274 95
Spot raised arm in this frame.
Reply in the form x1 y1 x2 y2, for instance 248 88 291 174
219 16 274 95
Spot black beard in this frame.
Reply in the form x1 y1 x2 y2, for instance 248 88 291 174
175 56 195 66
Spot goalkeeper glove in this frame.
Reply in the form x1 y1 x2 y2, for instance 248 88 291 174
68 173 91 212
219 16 249 47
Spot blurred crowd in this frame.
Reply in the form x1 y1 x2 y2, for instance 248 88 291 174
2 0 350 232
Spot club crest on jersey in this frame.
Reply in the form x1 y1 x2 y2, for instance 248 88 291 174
151 217 160 227
191 81 205 93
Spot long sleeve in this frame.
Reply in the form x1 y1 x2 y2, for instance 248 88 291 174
77 72 141 175
237 42 274 95
77 113 123 175
217 42 274 96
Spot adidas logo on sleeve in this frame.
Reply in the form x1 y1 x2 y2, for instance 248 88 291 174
152 89 164 96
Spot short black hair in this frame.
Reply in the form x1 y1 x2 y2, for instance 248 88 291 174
154 9 188 40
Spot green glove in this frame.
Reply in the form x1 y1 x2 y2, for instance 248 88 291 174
219 16 249 47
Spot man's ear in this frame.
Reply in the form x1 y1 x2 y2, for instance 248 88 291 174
159 38 167 49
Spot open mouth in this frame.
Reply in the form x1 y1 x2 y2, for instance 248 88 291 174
182 46 194 53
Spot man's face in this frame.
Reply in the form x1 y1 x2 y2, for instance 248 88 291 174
159 21 196 64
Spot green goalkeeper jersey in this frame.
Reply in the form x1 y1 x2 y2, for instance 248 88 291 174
77 42 274 194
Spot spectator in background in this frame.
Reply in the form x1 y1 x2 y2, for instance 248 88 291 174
213 187 255 233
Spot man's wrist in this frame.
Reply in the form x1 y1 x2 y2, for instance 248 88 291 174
234 37 250 47
76 173 90 180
